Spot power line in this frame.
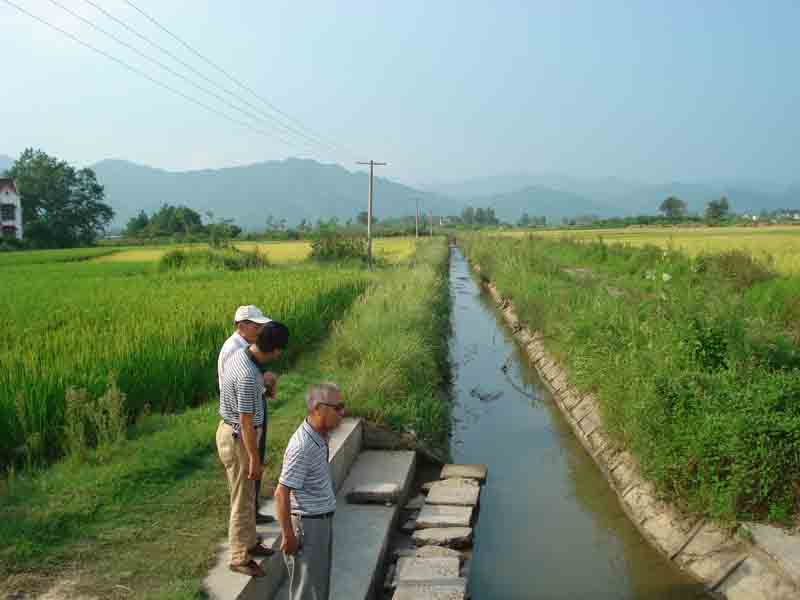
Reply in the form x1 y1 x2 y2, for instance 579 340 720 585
121 0 362 161
0 0 321 151
45 0 321 154
80 0 348 158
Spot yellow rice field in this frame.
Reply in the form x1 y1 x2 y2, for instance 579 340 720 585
95 237 417 264
512 226 800 275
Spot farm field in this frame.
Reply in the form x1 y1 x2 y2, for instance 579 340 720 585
514 225 800 274
0 249 371 468
93 236 417 264
0 239 450 599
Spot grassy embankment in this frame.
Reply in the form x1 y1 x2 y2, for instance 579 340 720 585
460 233 800 525
0 239 450 599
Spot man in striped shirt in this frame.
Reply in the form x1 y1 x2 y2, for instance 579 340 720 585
217 321 289 578
217 305 276 525
275 383 344 600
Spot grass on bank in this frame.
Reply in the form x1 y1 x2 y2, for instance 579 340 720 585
0 239 451 599
460 233 800 524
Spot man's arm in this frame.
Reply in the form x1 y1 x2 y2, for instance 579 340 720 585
275 483 299 555
240 413 261 480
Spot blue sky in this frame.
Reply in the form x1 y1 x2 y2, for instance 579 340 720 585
2 0 798 185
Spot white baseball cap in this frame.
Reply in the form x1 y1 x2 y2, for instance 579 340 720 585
234 305 271 324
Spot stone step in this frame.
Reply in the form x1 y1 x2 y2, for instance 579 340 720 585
203 418 363 600
273 449 417 600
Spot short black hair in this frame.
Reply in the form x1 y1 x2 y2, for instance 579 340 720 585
256 321 289 353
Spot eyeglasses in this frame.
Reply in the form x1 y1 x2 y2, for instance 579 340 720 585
318 401 345 413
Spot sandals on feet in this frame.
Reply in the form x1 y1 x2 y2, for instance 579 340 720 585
229 559 265 578
248 542 275 557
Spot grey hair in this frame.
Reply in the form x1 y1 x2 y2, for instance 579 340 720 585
306 382 341 412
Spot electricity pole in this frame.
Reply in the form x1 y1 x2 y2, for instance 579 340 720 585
415 198 420 239
356 160 387 266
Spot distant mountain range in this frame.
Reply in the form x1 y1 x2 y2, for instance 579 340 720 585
2 152 798 227
423 174 800 217
90 158 453 231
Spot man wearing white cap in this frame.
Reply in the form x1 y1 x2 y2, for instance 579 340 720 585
218 305 276 526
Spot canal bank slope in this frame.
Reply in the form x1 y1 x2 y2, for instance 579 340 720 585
460 239 799 600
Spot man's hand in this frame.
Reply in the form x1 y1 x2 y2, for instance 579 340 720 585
263 372 278 398
281 528 300 555
248 454 262 480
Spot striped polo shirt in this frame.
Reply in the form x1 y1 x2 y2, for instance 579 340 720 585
279 419 336 516
219 347 265 431
217 331 249 391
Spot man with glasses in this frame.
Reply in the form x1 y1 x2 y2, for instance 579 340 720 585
218 321 290 577
218 305 276 526
275 383 345 600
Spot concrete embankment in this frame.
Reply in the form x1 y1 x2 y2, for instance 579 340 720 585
471 260 800 600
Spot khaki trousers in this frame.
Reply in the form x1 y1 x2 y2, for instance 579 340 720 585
216 421 257 565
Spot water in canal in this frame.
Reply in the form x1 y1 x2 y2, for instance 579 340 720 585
448 246 707 600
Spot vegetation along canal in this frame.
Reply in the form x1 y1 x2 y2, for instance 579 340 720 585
447 246 706 599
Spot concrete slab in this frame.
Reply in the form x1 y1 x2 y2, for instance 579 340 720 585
405 494 426 510
426 481 480 507
413 546 464 562
346 482 402 504
416 505 473 529
412 527 473 549
328 418 363 492
440 464 488 482
717 555 798 600
745 523 800 585
392 579 467 600
395 557 460 581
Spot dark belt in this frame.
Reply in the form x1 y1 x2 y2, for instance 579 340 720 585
294 511 334 520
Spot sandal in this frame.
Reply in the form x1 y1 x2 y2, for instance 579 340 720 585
248 542 275 557
229 559 266 578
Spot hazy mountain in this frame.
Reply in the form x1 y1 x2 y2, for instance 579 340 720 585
0 154 13 175
483 186 616 222
424 173 799 216
92 158 453 230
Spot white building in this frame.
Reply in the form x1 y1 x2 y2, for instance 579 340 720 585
0 178 23 240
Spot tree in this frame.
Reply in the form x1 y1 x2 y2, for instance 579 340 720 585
705 196 730 221
125 210 150 237
658 196 687 220
356 211 368 226
7 148 114 247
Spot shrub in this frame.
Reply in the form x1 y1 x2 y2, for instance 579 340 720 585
158 246 269 271
693 250 775 289
310 233 368 262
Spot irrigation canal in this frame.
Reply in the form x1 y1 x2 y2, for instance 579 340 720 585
447 246 707 599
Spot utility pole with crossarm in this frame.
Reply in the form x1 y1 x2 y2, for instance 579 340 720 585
356 160 387 266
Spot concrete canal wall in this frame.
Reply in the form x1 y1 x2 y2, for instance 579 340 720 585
471 261 799 600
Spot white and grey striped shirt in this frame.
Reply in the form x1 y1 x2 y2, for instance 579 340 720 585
219 347 265 431
217 331 249 392
279 420 336 516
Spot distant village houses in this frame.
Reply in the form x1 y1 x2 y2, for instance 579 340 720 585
0 178 23 240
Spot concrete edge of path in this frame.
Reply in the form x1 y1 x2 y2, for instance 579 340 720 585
203 418 363 600
471 261 800 600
